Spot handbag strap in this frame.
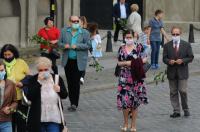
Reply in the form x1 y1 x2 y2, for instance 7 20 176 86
58 97 66 126
54 74 66 126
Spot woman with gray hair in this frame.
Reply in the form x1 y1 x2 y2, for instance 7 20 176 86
26 57 68 132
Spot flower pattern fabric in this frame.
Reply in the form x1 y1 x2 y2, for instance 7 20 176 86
117 46 148 110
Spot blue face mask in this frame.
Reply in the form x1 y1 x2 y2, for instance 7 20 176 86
0 71 6 80
43 71 50 79
72 23 80 30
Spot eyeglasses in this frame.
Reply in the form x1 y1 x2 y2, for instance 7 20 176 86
38 69 49 72
172 34 180 36
71 20 79 23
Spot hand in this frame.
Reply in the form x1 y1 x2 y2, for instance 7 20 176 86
169 60 176 65
2 106 10 115
71 45 77 49
54 84 60 92
50 40 58 44
16 82 23 88
65 44 70 49
38 72 45 81
142 57 148 63
176 59 183 65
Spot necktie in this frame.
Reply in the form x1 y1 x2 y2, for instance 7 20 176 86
174 41 178 58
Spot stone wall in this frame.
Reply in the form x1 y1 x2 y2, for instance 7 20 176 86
144 0 200 32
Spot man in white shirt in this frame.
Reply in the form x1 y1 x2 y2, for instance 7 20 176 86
113 0 130 42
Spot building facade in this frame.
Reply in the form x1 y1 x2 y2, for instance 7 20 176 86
0 0 199 48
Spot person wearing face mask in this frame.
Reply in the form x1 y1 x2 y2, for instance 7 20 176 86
38 17 60 74
163 26 194 118
59 16 91 112
116 30 148 132
0 59 17 132
26 57 68 132
0 44 30 132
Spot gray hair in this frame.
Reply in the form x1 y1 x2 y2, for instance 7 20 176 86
35 57 52 69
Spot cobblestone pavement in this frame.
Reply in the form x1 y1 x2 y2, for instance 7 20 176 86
63 74 200 132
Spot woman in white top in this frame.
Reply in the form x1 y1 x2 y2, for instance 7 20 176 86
127 4 142 34
27 57 68 132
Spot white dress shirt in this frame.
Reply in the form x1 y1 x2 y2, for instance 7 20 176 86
173 39 180 50
120 3 127 19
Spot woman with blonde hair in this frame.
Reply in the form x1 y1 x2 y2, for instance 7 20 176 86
127 4 142 34
26 57 68 132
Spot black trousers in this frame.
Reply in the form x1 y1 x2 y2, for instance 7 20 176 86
12 101 28 132
114 19 126 42
41 52 58 74
64 59 82 107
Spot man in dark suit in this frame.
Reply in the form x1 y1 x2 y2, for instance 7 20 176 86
113 0 130 42
163 26 194 118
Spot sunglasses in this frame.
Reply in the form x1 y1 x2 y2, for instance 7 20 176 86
172 34 180 36
38 69 49 72
71 20 79 23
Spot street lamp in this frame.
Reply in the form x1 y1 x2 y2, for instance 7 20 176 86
50 0 55 21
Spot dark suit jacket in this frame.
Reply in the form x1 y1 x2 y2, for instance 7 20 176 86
163 40 194 80
113 2 130 21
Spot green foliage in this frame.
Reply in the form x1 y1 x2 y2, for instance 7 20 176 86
89 57 104 72
153 70 167 85
28 34 50 46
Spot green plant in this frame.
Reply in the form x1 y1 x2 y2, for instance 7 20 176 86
153 70 167 85
89 57 104 72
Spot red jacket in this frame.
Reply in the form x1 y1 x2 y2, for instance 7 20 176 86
38 27 60 51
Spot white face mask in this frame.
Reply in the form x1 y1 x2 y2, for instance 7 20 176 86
172 36 180 44
125 39 134 45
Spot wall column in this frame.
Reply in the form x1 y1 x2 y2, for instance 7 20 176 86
56 0 62 28
19 0 27 48
72 0 80 16
63 0 72 26
27 0 38 46
194 0 200 21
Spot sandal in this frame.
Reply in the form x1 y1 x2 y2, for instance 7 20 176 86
121 127 128 132
130 128 137 132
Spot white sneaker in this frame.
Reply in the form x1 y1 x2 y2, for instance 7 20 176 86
80 77 84 85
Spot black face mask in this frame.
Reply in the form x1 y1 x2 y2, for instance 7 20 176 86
4 57 15 63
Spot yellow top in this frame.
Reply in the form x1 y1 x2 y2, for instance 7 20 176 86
6 59 29 100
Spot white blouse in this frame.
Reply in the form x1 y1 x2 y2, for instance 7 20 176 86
127 11 142 34
40 76 61 123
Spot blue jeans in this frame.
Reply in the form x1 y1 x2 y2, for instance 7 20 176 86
41 122 60 132
150 41 161 65
0 122 12 132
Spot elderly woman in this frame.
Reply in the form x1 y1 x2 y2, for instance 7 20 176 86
117 30 148 132
127 4 142 34
27 57 68 132
0 44 30 132
0 59 17 132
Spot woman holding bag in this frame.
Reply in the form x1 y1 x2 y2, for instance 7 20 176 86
26 57 68 132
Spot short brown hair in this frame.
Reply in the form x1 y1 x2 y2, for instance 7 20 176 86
131 4 139 12
79 16 88 28
171 26 182 34
143 26 150 31
155 9 163 16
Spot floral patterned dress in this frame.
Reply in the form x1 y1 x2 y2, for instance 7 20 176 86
117 45 148 110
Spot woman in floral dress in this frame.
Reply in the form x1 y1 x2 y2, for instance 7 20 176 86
117 30 148 132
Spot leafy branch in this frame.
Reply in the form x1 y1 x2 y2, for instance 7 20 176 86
153 70 167 85
89 57 104 72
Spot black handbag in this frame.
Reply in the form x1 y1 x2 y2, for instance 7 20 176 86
114 64 120 77
143 61 151 73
